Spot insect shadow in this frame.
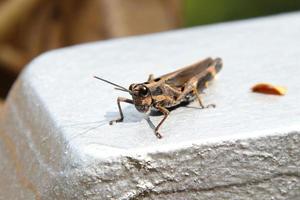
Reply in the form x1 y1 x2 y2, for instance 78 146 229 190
63 101 202 147
61 119 108 148
62 105 144 148
104 105 144 123
105 101 201 131
149 101 191 116
105 105 160 133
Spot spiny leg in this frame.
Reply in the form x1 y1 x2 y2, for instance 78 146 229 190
148 74 154 81
109 97 133 125
154 105 169 139
192 87 215 109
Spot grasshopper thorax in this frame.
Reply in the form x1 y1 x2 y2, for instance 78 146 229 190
129 83 152 113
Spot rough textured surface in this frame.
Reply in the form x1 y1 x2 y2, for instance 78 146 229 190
1 12 300 199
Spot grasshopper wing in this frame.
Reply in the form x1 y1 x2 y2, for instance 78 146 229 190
161 57 222 90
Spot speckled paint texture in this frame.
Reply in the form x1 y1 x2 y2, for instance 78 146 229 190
1 12 300 199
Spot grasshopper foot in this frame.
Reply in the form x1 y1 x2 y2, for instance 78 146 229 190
206 103 216 109
200 103 216 109
155 131 163 139
109 118 123 125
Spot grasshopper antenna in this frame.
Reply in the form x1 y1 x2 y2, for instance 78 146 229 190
94 76 132 94
114 87 130 92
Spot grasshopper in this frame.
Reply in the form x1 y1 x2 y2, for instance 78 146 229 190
94 57 222 139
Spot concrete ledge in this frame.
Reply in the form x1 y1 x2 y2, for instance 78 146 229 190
1 12 300 199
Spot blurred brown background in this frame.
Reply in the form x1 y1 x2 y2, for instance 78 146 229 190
0 0 182 101
0 0 300 110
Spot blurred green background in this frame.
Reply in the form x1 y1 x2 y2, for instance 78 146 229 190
184 0 300 26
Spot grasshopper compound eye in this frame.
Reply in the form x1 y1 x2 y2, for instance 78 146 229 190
139 86 149 97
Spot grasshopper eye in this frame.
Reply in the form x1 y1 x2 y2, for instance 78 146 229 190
139 86 149 97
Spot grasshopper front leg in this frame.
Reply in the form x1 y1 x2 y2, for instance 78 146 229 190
154 105 170 139
109 97 133 125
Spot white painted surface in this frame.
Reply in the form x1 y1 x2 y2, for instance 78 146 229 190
1 12 300 199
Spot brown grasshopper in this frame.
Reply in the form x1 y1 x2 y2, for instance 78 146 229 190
94 57 222 139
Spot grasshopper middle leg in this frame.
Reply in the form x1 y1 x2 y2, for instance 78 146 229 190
176 83 215 109
192 87 215 109
109 97 133 125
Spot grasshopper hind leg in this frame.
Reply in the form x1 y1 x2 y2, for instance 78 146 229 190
109 97 133 125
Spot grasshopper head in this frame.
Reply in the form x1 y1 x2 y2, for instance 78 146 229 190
129 84 152 113
93 76 153 112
